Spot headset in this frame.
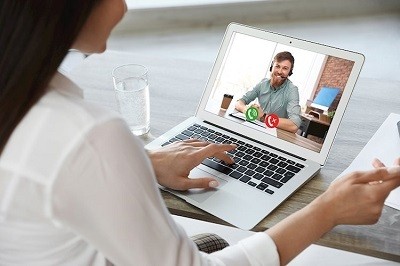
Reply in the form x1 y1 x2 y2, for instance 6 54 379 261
269 61 294 77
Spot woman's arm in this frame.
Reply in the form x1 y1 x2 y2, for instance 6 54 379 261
147 135 400 265
51 117 400 265
50 119 274 266
267 162 400 265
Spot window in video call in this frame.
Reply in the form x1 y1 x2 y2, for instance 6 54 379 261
205 32 355 153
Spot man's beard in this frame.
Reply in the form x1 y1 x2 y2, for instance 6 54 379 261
271 74 286 87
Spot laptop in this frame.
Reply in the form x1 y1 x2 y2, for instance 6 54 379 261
145 23 364 230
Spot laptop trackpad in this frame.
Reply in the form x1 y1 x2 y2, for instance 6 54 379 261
180 168 227 203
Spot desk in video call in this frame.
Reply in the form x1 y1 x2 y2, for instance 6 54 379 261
68 51 400 262
209 101 323 153
299 113 330 140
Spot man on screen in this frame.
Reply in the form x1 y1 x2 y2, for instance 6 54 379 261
235 51 301 133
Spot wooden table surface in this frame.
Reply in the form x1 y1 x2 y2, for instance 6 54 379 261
68 50 400 262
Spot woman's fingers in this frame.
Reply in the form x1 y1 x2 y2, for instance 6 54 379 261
368 158 400 186
198 143 236 163
171 140 237 165
372 158 385 168
176 176 219 190
350 166 400 191
213 151 235 164
181 139 210 147
380 167 400 190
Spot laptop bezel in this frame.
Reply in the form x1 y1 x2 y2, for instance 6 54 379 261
195 23 365 165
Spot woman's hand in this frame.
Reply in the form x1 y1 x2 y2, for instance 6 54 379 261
147 139 236 191
316 158 400 226
267 158 400 265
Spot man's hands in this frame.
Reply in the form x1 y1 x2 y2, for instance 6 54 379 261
315 158 400 227
235 100 264 120
249 103 264 120
147 139 236 191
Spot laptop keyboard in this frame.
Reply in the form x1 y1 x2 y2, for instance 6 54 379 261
162 124 305 195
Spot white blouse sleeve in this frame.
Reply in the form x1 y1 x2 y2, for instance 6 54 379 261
49 118 279 266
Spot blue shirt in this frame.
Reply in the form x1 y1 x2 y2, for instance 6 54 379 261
240 78 301 127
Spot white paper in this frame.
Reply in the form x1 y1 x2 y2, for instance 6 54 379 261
337 113 400 210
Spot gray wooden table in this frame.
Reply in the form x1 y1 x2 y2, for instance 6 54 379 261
68 50 400 262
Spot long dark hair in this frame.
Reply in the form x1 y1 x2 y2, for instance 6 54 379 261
0 0 101 155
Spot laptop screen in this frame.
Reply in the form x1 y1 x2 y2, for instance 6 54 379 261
202 29 359 158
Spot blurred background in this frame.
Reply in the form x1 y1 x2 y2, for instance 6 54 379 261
108 0 400 82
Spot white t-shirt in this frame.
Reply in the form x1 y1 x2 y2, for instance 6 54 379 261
0 72 279 265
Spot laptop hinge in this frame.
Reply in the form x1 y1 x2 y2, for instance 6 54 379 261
203 120 306 161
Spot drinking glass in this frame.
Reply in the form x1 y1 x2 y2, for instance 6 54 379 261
112 64 150 136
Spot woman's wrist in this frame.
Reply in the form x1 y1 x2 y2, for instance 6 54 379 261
265 193 336 265
146 150 162 177
308 194 337 230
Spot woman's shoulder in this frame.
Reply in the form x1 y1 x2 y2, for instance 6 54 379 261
1 73 127 185
44 72 122 130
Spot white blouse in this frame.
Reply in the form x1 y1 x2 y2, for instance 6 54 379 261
0 72 279 265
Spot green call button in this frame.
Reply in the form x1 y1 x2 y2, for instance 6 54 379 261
245 107 258 121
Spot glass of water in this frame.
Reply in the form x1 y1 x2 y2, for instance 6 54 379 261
112 64 150 136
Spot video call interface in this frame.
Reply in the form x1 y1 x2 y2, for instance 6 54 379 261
205 32 355 153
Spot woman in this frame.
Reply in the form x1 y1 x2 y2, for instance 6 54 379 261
1 1 399 265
